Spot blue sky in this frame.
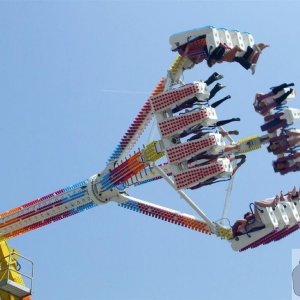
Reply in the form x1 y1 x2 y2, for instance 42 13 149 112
1 1 300 300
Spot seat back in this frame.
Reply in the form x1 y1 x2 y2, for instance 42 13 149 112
280 201 300 225
273 204 290 228
255 206 279 228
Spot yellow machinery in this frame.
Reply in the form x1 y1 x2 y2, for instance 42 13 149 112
0 241 33 300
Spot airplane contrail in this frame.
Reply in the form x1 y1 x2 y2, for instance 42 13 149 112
99 89 150 95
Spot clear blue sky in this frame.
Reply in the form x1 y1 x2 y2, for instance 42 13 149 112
1 1 300 300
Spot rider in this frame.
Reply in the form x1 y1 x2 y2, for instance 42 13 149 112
207 43 269 74
177 37 269 75
273 153 300 175
232 210 265 237
189 154 246 189
267 130 300 154
254 87 294 116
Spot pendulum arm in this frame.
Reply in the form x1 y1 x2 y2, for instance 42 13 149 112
152 164 216 233
116 194 211 235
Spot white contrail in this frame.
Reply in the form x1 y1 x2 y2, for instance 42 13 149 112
99 89 150 95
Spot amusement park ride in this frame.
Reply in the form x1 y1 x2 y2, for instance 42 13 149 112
1 25 300 299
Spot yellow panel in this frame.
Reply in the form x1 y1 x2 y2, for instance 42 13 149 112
237 135 262 153
143 141 165 162
170 55 187 77
215 224 233 240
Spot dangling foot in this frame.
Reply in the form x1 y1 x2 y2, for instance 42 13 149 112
250 64 256 75
205 72 224 86
211 95 231 108
208 82 226 100
232 118 241 122
253 43 270 53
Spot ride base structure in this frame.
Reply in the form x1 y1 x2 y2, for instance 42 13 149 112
1 25 300 299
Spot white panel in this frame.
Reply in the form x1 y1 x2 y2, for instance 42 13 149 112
229 30 246 50
205 28 221 52
217 28 233 48
241 32 255 48
169 26 215 50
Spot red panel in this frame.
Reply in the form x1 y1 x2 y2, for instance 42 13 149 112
173 162 224 189
158 109 209 137
150 83 202 112
167 135 217 163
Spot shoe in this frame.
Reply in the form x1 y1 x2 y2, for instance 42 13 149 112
205 72 224 86
250 64 256 75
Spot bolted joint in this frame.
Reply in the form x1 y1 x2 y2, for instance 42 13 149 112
87 174 123 205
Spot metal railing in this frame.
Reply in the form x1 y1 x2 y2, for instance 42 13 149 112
0 251 33 295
